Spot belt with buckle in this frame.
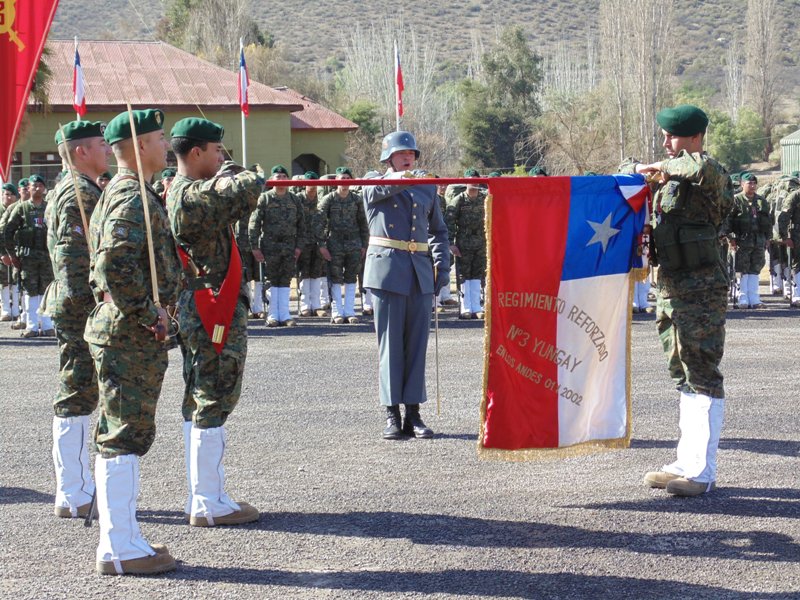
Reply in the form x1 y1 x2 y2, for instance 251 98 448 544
369 236 429 253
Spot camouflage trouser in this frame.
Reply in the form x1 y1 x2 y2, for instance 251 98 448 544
261 244 296 287
90 337 168 457
768 241 787 267
734 244 766 274
656 289 727 398
327 244 361 285
456 246 487 281
238 241 258 283
53 307 98 417
19 252 53 295
179 292 247 428
0 264 16 286
297 243 324 279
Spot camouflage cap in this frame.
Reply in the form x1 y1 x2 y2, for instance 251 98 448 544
335 166 353 177
28 174 46 185
271 164 289 176
104 109 165 145
17 178 28 188
170 117 224 142
656 104 708 137
55 120 107 145
528 166 548 176
304 171 319 180
464 168 480 177
2 183 18 197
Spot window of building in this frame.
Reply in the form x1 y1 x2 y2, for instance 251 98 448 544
29 152 64 189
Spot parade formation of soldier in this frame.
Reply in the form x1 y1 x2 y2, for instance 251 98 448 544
0 183 21 322
623 104 733 497
166 117 262 529
296 170 328 317
248 164 305 327
316 166 369 324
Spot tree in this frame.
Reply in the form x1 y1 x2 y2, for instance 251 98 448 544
724 38 744 123
745 0 780 160
706 108 764 171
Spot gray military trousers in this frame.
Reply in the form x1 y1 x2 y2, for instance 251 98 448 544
371 284 433 406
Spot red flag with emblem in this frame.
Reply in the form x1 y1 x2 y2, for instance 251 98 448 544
0 0 60 181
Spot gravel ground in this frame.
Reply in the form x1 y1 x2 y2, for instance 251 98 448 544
1 290 798 599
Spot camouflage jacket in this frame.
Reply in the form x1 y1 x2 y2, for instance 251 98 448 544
298 188 320 246
315 190 368 251
167 169 262 299
248 189 305 251
3 198 49 256
85 167 182 342
445 190 487 249
777 189 800 243
721 192 772 247
0 202 14 256
44 170 102 305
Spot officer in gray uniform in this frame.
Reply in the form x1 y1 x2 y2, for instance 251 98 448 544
363 131 450 439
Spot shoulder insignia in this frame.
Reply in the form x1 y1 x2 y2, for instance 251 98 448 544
112 225 129 240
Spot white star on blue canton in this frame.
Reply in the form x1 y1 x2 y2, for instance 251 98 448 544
586 212 620 253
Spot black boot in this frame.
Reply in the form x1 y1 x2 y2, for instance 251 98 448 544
402 404 433 439
383 405 403 440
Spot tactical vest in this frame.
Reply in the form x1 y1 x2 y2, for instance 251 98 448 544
16 201 48 253
652 179 719 272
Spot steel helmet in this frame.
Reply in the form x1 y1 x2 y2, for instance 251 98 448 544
379 130 420 163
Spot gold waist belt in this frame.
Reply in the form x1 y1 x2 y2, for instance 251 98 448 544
369 236 429 253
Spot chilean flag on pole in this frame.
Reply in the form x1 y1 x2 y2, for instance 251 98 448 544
72 38 87 117
238 44 250 117
394 40 404 119
479 175 649 458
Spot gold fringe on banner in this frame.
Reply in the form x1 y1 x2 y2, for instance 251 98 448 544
477 191 634 462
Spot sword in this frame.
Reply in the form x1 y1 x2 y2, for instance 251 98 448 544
433 266 441 416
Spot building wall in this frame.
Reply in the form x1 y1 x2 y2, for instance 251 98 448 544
10 108 346 185
781 134 800 175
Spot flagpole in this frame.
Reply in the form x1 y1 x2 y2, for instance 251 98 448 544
240 38 248 167
394 40 400 132
74 37 81 121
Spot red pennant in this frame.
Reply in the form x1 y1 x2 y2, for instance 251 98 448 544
0 0 61 181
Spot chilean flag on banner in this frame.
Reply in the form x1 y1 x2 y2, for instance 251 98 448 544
479 175 649 458
238 45 250 117
72 41 87 117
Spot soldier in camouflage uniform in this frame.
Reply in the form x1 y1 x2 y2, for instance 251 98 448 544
316 167 369 324
167 118 262 528
248 164 305 327
0 184 21 321
3 174 55 337
297 171 327 317
445 168 486 319
96 171 112 191
764 174 800 296
721 172 772 308
777 186 800 306
84 109 181 575
622 105 733 497
40 121 109 519
434 181 456 311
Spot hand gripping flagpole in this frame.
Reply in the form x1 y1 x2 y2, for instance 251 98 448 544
125 104 163 318
56 123 91 249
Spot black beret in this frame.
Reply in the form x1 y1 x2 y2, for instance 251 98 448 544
656 104 709 137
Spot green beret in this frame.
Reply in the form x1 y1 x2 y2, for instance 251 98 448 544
17 178 28 188
304 171 319 180
161 168 177 179
656 104 709 137
2 183 18 197
791 171 800 178
104 109 165 145
740 171 757 183
98 172 112 180
464 168 480 177
488 171 501 178
271 165 289 176
335 166 353 177
28 174 45 185
170 117 224 143
55 120 107 145
583 171 600 177
528 166 548 176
